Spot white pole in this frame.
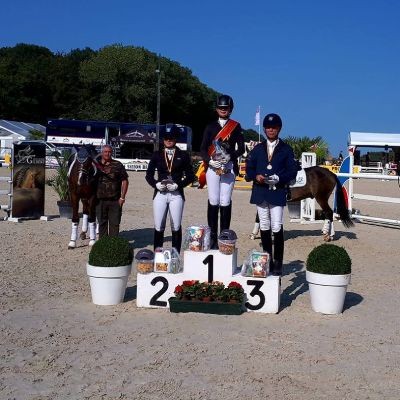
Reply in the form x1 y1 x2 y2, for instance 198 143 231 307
258 106 261 142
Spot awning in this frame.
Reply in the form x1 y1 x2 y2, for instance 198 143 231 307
348 132 400 148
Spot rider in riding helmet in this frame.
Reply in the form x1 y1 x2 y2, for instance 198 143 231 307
245 113 298 276
200 94 245 248
146 124 195 252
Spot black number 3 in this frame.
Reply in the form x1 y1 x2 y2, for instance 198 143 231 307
245 280 265 310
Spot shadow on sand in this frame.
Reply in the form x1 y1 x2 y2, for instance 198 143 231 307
285 229 357 241
280 260 307 310
120 228 154 249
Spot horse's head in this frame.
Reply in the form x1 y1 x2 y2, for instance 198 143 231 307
70 145 99 186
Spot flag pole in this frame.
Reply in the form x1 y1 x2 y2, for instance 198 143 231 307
258 106 261 142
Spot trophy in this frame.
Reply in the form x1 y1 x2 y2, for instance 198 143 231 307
211 140 229 175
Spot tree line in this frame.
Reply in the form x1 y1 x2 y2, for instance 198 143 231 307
0 43 328 157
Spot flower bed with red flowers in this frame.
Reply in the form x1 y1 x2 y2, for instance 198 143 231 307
173 280 244 303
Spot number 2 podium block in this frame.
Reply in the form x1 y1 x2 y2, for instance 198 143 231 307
136 249 280 313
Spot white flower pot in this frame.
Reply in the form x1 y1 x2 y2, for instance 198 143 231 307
86 263 132 305
306 270 351 314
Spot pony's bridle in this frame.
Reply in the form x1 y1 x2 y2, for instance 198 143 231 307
69 152 98 186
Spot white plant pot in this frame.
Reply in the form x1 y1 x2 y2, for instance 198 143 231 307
306 270 351 314
86 263 132 305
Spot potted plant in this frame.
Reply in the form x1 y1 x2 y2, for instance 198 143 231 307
226 281 245 303
169 281 244 315
46 149 72 218
306 243 352 314
86 236 133 305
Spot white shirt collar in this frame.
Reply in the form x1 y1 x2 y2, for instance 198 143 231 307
218 118 228 127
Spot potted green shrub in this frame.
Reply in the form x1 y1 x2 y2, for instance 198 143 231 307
86 236 133 305
46 149 72 218
306 243 352 314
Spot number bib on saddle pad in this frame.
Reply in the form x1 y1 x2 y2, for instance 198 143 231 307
289 169 307 188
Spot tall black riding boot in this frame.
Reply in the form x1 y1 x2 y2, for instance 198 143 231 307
153 229 164 251
260 229 273 255
271 227 284 276
260 229 273 274
207 201 219 249
171 227 182 253
220 202 232 232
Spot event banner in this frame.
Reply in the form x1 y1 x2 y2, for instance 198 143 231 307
12 142 46 218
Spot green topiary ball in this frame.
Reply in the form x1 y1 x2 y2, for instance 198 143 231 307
88 236 133 267
306 244 351 275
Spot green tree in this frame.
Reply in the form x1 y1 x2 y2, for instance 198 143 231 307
284 135 329 163
243 128 262 142
28 129 44 140
79 44 217 150
51 47 95 118
0 43 55 122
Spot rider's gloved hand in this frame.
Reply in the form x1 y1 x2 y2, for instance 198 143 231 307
265 174 279 185
209 159 222 169
156 182 166 191
166 183 178 192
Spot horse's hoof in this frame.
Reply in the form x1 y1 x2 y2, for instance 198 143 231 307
80 232 87 240
89 240 96 246
323 234 331 242
68 241 76 249
249 234 257 240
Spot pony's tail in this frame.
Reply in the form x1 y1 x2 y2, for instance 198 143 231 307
335 176 354 228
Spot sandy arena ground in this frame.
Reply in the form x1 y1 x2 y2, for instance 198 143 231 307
1 168 400 399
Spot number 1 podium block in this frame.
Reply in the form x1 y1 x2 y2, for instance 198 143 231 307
136 249 280 313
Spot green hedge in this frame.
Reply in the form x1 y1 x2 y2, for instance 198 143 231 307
306 244 351 275
88 236 133 267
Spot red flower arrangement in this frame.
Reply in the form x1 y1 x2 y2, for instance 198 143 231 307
174 280 244 303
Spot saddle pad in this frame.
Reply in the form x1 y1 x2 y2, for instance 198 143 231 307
289 169 307 188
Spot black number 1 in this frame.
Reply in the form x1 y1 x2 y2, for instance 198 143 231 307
203 254 214 282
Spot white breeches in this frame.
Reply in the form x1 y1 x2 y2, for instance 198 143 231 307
206 162 235 206
257 202 284 233
153 191 184 232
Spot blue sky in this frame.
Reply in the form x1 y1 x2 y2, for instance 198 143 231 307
2 0 400 156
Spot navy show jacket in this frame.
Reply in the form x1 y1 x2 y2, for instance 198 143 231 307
145 146 195 200
246 140 298 206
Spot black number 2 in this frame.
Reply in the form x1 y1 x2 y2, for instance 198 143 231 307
245 280 265 310
149 276 169 307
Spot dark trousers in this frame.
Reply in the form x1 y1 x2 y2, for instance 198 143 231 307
96 199 122 238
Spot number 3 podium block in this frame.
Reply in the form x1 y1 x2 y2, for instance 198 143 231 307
136 250 280 313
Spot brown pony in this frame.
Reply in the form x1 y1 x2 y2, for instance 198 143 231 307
249 166 354 241
67 145 99 249
289 166 353 241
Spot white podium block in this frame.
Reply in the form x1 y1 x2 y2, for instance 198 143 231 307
136 249 281 313
136 272 184 308
233 273 280 314
183 249 237 282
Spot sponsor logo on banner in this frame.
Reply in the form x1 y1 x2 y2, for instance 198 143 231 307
12 143 46 219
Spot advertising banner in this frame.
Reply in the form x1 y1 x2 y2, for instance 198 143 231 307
12 142 46 218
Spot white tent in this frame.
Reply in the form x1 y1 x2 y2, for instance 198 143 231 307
0 120 46 158
348 131 400 148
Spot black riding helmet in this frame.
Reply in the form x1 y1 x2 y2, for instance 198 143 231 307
163 124 180 140
216 95 234 111
263 113 282 128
